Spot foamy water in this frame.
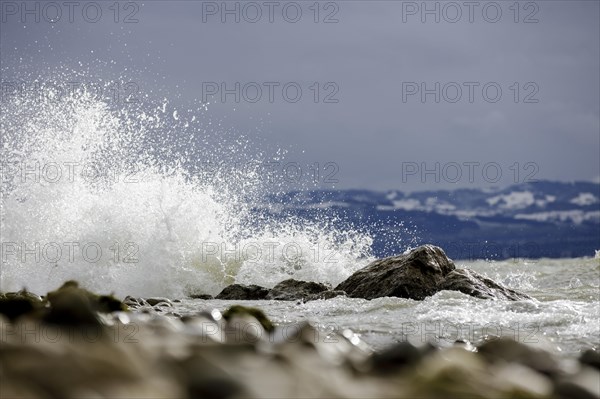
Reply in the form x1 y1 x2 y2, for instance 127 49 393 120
172 257 600 355
0 80 373 297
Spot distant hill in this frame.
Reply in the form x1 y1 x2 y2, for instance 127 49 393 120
256 181 600 260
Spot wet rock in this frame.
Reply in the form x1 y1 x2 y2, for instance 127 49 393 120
554 366 600 399
215 284 270 300
305 290 347 301
177 356 246 399
453 339 477 352
439 268 532 300
45 282 103 326
123 295 140 307
266 279 330 301
190 294 214 300
0 290 43 321
1 290 43 303
579 349 600 370
369 341 424 374
42 281 127 327
336 245 530 301
336 245 455 300
403 347 553 398
145 297 173 306
222 305 274 333
2 301 592 399
477 337 561 377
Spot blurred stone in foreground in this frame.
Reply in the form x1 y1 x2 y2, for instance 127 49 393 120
0 283 596 399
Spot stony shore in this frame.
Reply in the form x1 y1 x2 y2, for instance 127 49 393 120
1 245 598 398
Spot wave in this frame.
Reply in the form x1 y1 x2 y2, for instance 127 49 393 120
0 74 374 297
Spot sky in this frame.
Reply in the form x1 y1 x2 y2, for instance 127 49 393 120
1 0 599 191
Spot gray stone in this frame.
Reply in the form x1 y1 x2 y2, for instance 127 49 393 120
335 245 455 300
305 290 347 301
580 349 600 370
335 245 530 301
266 279 330 301
477 337 561 376
189 294 214 300
439 268 531 300
215 284 270 300
145 297 173 306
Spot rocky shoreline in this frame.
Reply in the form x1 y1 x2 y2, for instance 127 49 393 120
201 245 531 302
1 245 598 398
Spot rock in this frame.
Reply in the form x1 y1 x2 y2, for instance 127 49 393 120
579 349 600 370
0 290 43 321
369 341 424 374
305 290 346 301
215 284 270 300
44 281 103 326
2 290 43 303
266 279 330 301
123 295 140 307
335 245 455 300
222 305 274 333
97 294 129 312
439 268 531 301
335 245 530 301
554 366 600 399
477 337 561 377
43 281 127 326
190 294 214 300
555 382 599 399
145 297 173 306
177 356 246 399
453 339 476 352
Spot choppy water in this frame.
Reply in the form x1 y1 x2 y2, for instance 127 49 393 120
171 257 600 356
0 72 373 298
1 76 598 357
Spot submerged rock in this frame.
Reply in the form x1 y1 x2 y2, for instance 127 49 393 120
266 279 331 301
215 284 270 300
336 245 531 301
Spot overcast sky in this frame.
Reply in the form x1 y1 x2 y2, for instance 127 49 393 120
1 0 599 191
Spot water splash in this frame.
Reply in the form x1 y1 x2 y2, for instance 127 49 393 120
0 73 373 297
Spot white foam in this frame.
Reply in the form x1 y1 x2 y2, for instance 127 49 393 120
0 83 373 297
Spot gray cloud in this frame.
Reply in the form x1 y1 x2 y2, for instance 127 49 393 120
1 0 598 190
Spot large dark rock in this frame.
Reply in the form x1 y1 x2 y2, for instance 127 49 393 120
579 349 600 370
335 245 531 301
215 284 270 300
439 268 531 301
44 281 127 326
266 279 330 301
336 245 455 300
0 290 43 321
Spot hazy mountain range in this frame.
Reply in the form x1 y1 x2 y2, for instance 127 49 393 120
258 181 600 260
